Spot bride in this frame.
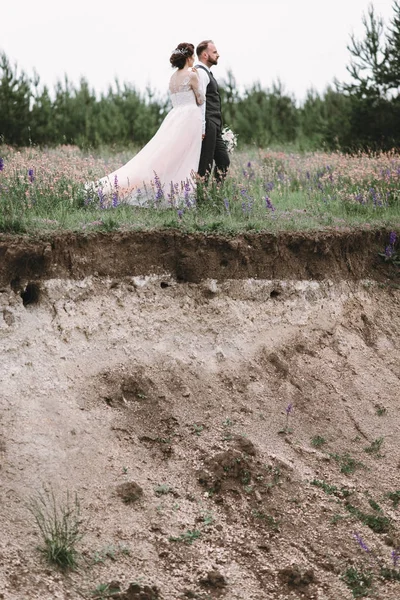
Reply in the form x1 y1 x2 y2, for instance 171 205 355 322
87 42 204 208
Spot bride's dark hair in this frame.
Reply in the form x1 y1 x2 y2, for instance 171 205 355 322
170 42 194 69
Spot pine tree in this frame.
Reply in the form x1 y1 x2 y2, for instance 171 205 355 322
384 0 400 87
0 52 32 145
344 3 388 98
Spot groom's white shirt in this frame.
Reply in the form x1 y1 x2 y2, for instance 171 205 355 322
195 62 210 135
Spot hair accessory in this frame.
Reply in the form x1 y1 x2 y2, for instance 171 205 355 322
172 48 188 56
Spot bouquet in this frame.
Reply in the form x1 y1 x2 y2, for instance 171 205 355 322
221 127 238 153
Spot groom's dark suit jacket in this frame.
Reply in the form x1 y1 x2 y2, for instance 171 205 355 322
195 65 222 130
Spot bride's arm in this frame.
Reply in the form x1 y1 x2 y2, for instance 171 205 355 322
189 70 205 106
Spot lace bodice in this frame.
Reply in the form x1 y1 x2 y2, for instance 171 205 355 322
169 69 204 108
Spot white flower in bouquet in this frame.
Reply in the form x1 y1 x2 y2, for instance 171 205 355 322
221 127 238 153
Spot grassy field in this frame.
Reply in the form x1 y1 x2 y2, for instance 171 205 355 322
0 144 400 236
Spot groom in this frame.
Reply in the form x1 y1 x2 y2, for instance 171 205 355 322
195 40 230 183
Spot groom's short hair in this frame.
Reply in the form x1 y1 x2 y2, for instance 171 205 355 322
196 40 214 58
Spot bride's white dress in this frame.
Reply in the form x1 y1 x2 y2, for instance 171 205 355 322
89 68 204 207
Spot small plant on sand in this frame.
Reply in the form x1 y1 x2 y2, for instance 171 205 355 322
342 566 374 598
385 490 400 508
251 510 280 530
345 503 391 533
330 452 365 475
28 489 83 569
154 484 172 496
192 423 204 436
364 437 384 458
169 529 201 545
311 479 352 499
91 582 121 598
311 435 326 448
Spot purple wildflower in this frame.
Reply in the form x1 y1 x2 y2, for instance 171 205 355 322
354 533 369 552
286 403 293 415
112 175 119 208
184 179 192 207
153 171 164 202
265 181 274 192
265 196 275 211
355 193 365 204
0 158 4 171
97 188 105 209
369 187 382 207
223 198 230 212
385 231 397 257
391 549 400 568
28 168 35 183
177 209 184 220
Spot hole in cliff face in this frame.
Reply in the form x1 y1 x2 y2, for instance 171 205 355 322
270 290 281 299
160 281 170 289
21 282 41 307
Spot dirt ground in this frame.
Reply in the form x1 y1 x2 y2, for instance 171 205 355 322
0 229 399 600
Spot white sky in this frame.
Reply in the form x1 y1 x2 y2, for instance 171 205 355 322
2 0 396 104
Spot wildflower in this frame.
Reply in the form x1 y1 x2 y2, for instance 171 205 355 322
97 187 105 209
153 171 164 202
167 181 177 204
28 168 35 183
177 209 184 220
385 231 397 257
355 193 365 204
354 532 369 552
183 179 192 207
112 175 119 207
265 196 275 211
0 158 4 171
265 181 274 192
391 549 399 568
286 403 293 416
223 198 230 212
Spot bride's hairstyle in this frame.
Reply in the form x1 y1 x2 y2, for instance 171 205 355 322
170 42 195 69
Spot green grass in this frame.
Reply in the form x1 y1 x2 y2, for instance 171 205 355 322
345 502 391 533
28 489 83 569
385 490 400 508
364 437 384 457
168 529 201 545
310 435 327 448
311 478 352 498
329 452 366 475
342 567 374 598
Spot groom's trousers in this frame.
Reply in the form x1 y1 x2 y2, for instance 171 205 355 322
198 121 230 183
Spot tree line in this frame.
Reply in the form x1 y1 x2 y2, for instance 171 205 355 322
1 1 400 152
